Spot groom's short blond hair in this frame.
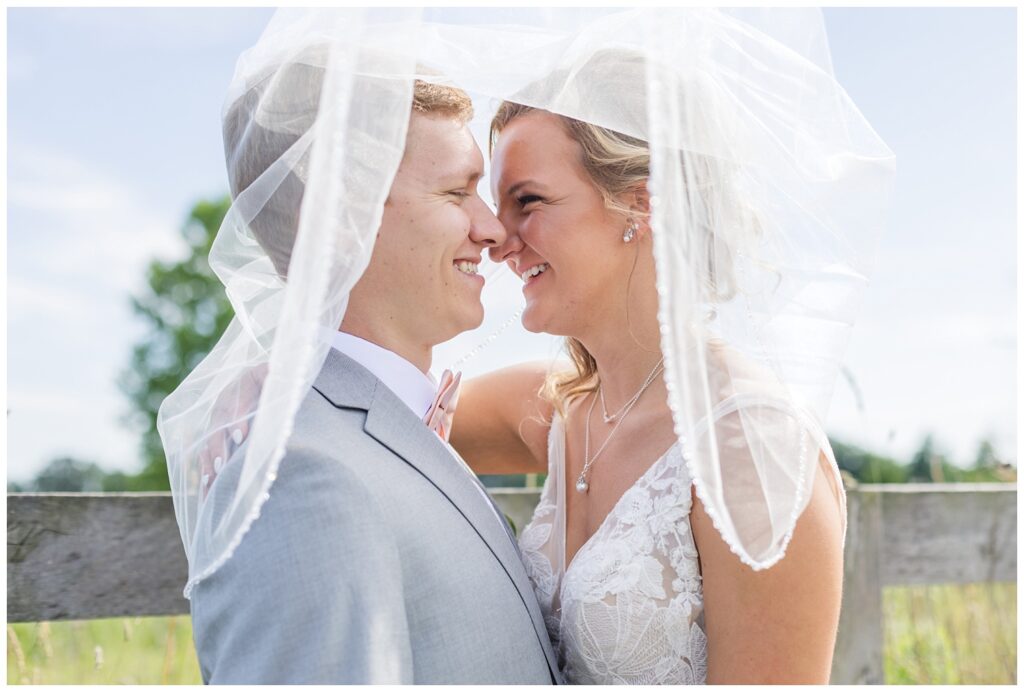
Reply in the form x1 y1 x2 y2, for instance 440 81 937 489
412 80 473 123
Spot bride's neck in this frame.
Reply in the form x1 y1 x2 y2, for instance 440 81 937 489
578 313 665 414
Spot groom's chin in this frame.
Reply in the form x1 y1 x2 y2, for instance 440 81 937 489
439 303 484 341
461 302 485 332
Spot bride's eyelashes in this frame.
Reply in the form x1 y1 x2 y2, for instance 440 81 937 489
517 194 544 208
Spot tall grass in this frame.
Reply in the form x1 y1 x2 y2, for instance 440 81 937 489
7 616 201 685
883 582 1016 684
6 583 1016 684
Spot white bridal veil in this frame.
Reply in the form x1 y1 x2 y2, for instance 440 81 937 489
157 7 894 597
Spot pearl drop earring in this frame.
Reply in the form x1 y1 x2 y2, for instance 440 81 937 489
623 219 638 243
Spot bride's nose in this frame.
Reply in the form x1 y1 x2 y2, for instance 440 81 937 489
489 207 525 263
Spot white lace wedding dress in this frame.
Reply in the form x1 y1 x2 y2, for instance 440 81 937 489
518 410 708 684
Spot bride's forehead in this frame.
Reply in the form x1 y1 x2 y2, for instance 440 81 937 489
501 110 569 141
492 124 577 179
490 115 592 198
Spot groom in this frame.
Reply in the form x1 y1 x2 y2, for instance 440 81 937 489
189 75 559 683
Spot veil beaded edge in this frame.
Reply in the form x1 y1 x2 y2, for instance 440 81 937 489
158 7 894 596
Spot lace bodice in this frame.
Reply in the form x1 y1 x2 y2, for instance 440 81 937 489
518 411 707 685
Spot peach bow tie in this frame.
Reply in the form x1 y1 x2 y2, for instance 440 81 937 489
423 369 461 442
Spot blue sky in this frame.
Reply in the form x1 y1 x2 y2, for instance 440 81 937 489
6 8 1017 482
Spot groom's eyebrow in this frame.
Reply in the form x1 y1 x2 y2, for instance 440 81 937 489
441 167 483 188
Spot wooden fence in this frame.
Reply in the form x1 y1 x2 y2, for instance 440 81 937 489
7 484 1016 684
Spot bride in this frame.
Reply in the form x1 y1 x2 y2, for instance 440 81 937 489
448 36 889 683
450 109 845 685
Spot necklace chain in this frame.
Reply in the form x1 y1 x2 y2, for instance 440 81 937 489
599 356 665 423
577 358 665 494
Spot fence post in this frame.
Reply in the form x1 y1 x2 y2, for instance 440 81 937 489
831 488 885 684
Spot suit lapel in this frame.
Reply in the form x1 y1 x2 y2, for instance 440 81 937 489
314 350 560 679
364 386 560 678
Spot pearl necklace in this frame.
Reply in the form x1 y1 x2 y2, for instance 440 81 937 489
576 359 666 494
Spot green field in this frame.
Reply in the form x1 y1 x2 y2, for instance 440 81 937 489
883 582 1017 684
7 617 201 685
7 583 1016 685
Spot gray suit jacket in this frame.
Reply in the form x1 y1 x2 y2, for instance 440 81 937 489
190 349 560 684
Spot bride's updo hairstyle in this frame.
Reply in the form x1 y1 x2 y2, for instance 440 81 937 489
223 45 473 278
490 49 757 415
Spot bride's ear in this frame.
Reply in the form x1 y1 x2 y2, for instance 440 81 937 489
625 181 652 238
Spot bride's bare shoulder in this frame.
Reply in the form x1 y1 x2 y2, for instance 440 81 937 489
701 337 790 408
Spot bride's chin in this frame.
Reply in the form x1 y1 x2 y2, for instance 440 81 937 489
521 304 567 337
521 318 544 334
520 305 547 334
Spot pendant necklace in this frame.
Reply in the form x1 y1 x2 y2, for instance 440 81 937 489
576 358 665 493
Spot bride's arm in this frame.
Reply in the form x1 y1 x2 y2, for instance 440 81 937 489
690 450 846 683
449 361 554 475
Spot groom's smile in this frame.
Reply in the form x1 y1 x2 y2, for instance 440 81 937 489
453 257 483 287
344 110 506 355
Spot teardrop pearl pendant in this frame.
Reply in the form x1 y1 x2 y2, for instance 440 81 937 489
575 474 590 493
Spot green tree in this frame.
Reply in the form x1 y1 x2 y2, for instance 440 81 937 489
906 434 975 483
24 457 108 492
120 197 234 490
830 438 909 484
960 438 1015 482
908 434 939 482
972 439 998 470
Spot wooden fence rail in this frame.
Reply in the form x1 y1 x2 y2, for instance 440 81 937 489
7 484 1016 684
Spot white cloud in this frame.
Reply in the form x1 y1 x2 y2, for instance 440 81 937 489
7 274 94 323
7 146 191 481
7 389 143 482
9 146 187 293
6 390 84 417
44 7 273 49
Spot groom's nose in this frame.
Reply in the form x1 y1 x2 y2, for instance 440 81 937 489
467 195 507 247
